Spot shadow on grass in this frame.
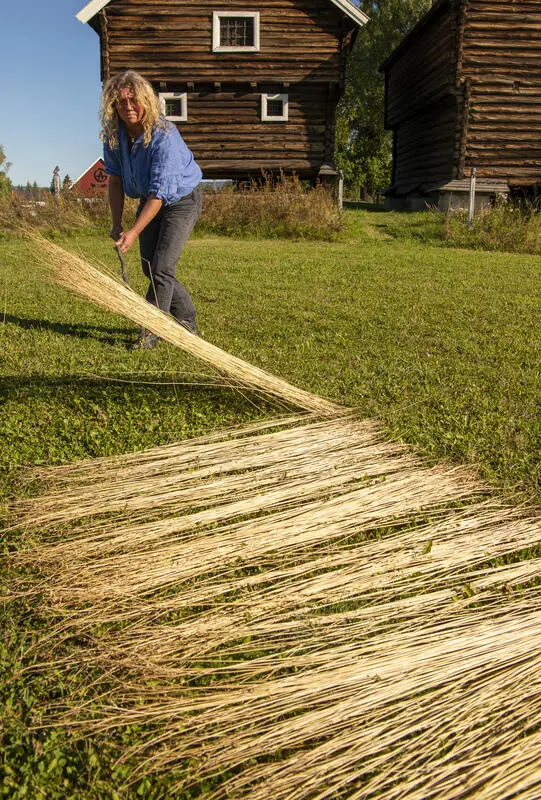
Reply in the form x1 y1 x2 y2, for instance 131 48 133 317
343 201 388 213
0 374 280 420
0 374 222 399
2 314 132 346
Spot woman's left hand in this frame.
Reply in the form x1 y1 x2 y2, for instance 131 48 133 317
116 228 139 254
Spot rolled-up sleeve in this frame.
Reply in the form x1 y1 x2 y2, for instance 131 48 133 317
103 141 122 177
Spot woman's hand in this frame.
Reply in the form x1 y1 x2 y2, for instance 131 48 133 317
115 228 139 254
114 197 162 254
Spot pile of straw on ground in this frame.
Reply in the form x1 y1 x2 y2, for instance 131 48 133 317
5 231 540 799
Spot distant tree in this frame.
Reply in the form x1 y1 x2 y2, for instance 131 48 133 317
62 174 72 193
0 145 13 196
335 0 430 197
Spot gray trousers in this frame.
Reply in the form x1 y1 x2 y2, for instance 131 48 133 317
138 184 203 330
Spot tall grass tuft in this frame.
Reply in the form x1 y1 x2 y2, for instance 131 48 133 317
444 200 541 254
198 174 342 240
0 191 135 235
1 175 342 240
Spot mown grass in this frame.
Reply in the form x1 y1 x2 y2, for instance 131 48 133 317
1 205 539 797
1 213 539 501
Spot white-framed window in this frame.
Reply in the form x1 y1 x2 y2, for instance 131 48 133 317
159 92 188 122
212 11 260 52
261 93 289 122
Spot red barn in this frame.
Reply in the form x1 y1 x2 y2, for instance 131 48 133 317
71 158 109 196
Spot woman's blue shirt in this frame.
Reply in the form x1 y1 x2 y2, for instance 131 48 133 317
103 120 202 205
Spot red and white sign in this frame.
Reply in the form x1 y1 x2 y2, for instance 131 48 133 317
71 158 109 196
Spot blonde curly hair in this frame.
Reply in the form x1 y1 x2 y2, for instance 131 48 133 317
100 70 167 150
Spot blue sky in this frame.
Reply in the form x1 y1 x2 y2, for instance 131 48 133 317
1 1 102 187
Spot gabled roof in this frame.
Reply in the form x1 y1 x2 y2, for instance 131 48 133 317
71 158 106 188
76 0 368 27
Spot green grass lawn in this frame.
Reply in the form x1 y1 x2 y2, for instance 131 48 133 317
1 208 539 502
1 207 540 798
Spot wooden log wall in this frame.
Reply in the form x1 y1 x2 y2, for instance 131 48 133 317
385 0 458 128
94 0 354 178
384 0 541 194
391 97 460 193
102 0 345 84
384 0 463 192
460 0 541 184
179 86 327 177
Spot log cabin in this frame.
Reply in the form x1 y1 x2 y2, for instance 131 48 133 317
382 0 541 210
76 0 368 182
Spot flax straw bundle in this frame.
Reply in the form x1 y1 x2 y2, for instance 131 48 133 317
13 415 398 535
24 228 340 416
80 595 541 800
28 507 541 800
6 231 540 798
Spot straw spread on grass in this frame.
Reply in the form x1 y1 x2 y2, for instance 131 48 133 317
5 229 541 799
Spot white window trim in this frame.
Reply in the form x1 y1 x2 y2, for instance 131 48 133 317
159 92 188 122
261 93 289 122
212 11 260 52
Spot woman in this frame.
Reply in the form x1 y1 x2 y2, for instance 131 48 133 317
101 70 203 349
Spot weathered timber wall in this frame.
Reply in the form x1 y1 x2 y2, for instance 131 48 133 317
179 86 328 177
103 0 346 84
384 0 462 193
384 0 541 194
385 0 458 128
460 0 541 184
391 97 460 193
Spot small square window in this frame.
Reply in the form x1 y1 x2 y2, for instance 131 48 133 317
213 11 260 52
159 92 188 122
261 93 288 122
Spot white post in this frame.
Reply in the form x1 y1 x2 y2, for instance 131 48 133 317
338 170 344 211
468 166 476 227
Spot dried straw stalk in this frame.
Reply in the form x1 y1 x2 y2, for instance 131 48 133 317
29 504 539 656
12 416 395 533
45 590 541 800
10 442 541 800
30 413 316 482
24 229 341 415
16 459 480 606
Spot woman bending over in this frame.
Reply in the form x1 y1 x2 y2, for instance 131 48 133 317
101 70 202 348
